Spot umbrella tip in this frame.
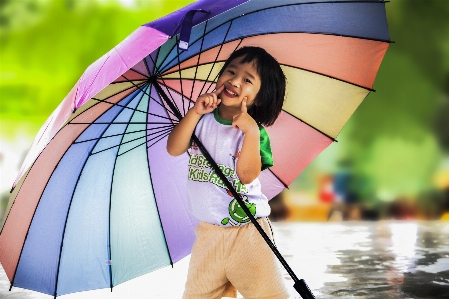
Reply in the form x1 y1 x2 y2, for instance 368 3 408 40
10 186 14 193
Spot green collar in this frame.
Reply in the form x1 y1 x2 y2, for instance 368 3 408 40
213 108 232 125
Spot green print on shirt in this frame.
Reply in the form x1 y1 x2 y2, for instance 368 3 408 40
188 154 247 193
189 153 255 226
221 194 256 226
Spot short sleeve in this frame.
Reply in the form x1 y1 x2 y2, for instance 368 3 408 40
259 126 273 171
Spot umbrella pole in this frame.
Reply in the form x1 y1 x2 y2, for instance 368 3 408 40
152 80 315 299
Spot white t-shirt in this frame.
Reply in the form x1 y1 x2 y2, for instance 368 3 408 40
186 109 273 227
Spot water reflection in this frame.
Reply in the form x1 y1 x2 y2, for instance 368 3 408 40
274 221 449 299
1 221 448 298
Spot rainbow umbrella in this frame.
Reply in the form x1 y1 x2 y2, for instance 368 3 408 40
0 0 390 297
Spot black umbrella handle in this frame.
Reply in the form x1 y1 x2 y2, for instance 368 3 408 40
294 279 316 299
191 134 316 299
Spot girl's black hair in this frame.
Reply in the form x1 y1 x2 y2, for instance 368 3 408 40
219 46 286 127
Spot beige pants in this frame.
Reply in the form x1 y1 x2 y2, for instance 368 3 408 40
183 218 289 299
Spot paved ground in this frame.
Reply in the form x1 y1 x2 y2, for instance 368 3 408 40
1 221 448 298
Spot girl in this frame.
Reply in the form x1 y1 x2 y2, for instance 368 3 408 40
167 46 289 299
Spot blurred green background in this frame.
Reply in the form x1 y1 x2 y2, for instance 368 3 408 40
0 0 448 221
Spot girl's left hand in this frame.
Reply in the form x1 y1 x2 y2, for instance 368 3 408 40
232 98 258 134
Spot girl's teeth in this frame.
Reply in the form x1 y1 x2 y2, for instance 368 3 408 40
226 89 236 96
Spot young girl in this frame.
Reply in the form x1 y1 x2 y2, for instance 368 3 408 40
167 46 289 299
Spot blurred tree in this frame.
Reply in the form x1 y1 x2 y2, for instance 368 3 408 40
291 0 449 201
0 0 195 137
335 0 449 199
0 0 47 32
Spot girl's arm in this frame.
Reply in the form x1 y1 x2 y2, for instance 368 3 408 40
166 109 202 156
166 86 223 156
233 99 262 184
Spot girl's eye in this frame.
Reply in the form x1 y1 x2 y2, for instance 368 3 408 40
245 78 252 84
227 70 235 75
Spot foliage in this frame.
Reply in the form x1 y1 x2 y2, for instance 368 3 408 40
0 0 195 133
291 0 449 200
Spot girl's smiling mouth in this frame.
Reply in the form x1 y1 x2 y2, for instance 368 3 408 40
223 87 238 98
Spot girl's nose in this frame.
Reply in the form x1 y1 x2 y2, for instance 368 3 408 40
229 77 240 87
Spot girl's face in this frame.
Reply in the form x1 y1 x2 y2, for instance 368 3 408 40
216 56 261 110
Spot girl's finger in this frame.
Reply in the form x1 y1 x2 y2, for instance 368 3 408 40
241 97 248 113
213 85 224 96
208 94 216 107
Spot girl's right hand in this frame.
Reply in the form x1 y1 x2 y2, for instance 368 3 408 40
192 85 224 115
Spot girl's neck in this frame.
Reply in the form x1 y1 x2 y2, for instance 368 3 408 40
218 105 239 121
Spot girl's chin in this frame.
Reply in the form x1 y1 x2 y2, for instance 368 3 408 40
219 101 241 109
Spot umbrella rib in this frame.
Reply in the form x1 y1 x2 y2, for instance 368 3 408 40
284 63 377 91
282 110 337 142
116 129 171 157
203 39 243 95
150 48 188 120
90 97 176 122
267 168 289 189
197 20 235 97
145 144 174 269
142 53 153 77
53 94 140 297
118 73 180 121
73 125 174 144
106 88 151 291
153 77 184 121
66 82 145 123
125 56 153 79
155 17 232 77
146 131 171 150
149 53 185 119
7 170 56 291
159 20 243 100
159 84 196 115
224 1 392 42
148 49 160 78
188 20 209 111
52 152 99 298
91 95 149 115
70 121 176 125
157 1 390 75
165 58 376 92
91 127 172 156
175 35 187 117
7 122 101 293
147 85 181 121
147 51 184 121
7 79 147 295
149 48 185 120
122 74 152 94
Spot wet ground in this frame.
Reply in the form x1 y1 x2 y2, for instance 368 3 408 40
1 221 448 298
276 221 449 299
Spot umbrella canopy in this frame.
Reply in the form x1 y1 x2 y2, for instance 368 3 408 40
0 0 390 297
